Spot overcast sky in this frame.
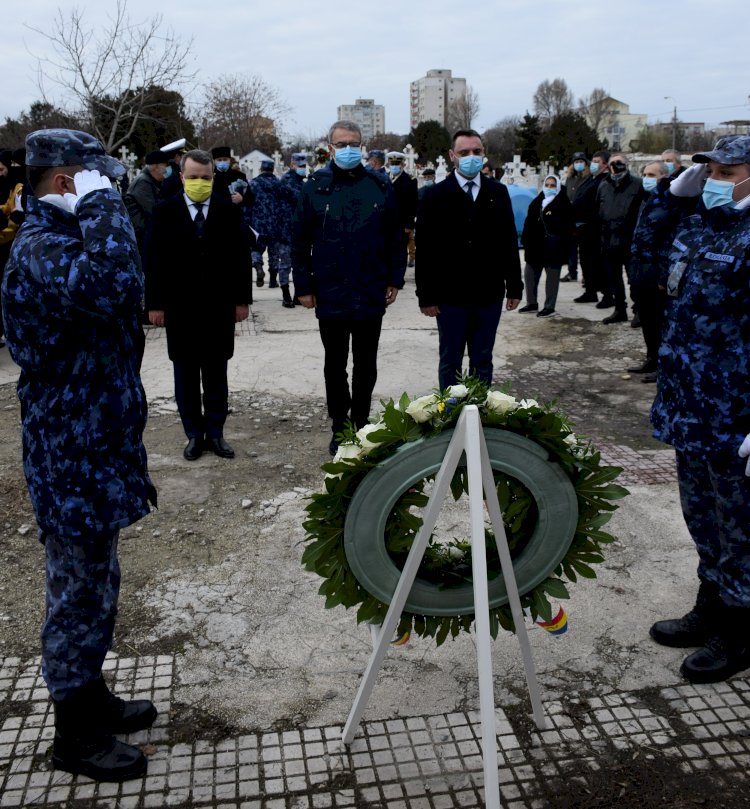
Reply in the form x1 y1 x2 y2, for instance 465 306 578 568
4 0 750 145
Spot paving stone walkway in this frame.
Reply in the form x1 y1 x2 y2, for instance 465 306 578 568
1 652 749 808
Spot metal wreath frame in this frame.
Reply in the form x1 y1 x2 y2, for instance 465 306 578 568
343 428 578 617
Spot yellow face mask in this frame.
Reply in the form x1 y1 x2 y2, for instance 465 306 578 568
183 178 213 202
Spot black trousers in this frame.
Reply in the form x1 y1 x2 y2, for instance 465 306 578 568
631 285 666 360
602 245 631 311
578 228 604 294
318 316 383 433
173 357 229 440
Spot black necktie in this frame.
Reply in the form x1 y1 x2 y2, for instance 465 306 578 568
194 203 205 238
465 181 474 201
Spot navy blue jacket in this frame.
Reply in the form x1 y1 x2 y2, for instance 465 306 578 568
2 191 156 537
651 202 750 458
291 163 405 320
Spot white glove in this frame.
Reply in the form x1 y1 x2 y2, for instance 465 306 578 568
13 193 22 212
739 434 750 477
669 164 707 198
71 169 112 210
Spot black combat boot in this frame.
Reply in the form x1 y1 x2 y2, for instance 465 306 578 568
680 606 750 684
281 284 295 308
89 675 158 734
52 686 147 782
650 579 722 648
269 271 279 289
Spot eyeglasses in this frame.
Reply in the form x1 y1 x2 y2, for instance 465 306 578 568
331 142 361 149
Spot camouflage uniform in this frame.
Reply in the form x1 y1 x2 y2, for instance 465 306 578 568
1 129 156 699
249 169 284 285
650 196 750 607
277 167 306 286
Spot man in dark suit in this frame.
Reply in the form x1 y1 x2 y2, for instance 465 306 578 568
145 149 253 461
416 129 522 390
386 151 418 267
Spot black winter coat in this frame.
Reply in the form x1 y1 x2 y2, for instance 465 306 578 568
415 172 522 307
521 192 573 268
390 170 418 230
144 194 253 362
596 173 646 251
291 163 405 321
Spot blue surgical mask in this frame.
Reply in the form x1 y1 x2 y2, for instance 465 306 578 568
458 155 483 178
295 168 306 176
664 161 675 174
590 162 600 174
543 187 557 198
701 177 745 210
573 162 586 172
423 180 434 186
333 146 362 170
165 165 173 178
389 165 401 174
215 160 230 172
642 177 658 192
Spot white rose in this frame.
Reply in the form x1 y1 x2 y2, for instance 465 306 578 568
356 422 386 452
563 432 577 447
518 398 539 410
334 443 364 463
485 390 518 415
447 384 469 399
405 394 440 423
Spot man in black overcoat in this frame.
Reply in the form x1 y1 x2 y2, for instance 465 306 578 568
145 149 253 460
416 129 522 390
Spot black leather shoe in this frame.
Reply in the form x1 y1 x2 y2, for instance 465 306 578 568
574 293 598 303
518 303 538 313
627 359 657 373
630 312 642 328
207 437 235 458
183 437 203 461
680 635 750 684
602 310 628 324
560 273 577 282
641 372 657 383
595 297 615 309
282 300 295 309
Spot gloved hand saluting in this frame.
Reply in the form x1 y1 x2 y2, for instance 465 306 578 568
739 434 750 477
64 169 113 213
669 163 707 197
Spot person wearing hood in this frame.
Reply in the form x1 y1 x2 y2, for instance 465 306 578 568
649 134 750 685
519 174 573 318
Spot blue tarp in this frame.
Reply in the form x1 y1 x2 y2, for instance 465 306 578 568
505 184 538 244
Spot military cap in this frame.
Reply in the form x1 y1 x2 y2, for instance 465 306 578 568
161 137 186 154
211 146 232 159
693 134 750 166
25 129 126 178
0 150 11 169
291 152 308 165
144 149 168 165
422 168 436 177
367 149 385 160
571 151 587 161
260 159 275 171
386 151 406 162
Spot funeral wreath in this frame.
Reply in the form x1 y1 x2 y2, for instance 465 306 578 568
302 378 628 645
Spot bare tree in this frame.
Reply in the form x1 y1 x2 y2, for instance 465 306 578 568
578 87 611 138
532 78 574 127
482 116 521 165
196 73 290 156
446 85 481 133
29 0 195 153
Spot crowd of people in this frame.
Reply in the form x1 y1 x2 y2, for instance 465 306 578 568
0 121 749 783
